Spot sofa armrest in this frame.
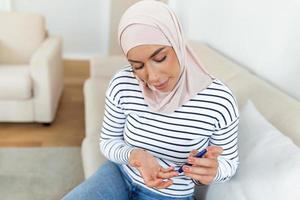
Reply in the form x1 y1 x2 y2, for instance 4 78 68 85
90 55 128 78
81 136 107 178
30 36 64 123
84 78 110 138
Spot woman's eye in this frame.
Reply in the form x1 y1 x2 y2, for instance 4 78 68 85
154 55 167 63
133 64 144 70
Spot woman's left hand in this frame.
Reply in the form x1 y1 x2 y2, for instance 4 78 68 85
182 146 223 185
129 149 178 189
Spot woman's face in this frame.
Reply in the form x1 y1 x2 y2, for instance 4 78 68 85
127 45 180 93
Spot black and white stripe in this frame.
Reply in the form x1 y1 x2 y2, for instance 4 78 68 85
100 67 239 197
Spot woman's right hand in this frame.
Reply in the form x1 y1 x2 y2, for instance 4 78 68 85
129 149 178 189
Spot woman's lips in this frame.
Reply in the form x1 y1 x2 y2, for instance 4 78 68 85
153 79 169 90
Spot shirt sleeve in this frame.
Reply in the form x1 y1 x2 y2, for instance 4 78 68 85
206 83 239 183
99 79 136 164
210 116 239 183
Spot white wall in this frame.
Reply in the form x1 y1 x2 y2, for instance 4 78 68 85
10 0 110 59
5 0 300 100
0 0 12 11
169 0 300 101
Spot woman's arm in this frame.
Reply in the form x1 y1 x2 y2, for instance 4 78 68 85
183 84 240 184
100 94 136 164
209 117 239 183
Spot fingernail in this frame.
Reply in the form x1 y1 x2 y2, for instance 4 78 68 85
183 166 190 172
188 157 194 163
192 150 198 155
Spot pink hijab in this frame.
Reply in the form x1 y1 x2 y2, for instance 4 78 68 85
118 0 213 114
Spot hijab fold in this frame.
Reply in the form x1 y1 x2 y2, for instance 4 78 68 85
118 0 213 114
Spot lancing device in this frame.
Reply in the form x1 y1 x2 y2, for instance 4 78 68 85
178 149 207 173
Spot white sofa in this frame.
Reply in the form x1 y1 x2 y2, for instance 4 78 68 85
0 12 63 123
81 41 300 199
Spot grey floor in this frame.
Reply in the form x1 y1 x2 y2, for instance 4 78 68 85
0 147 84 200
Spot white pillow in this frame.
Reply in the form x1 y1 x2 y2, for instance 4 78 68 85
205 100 300 200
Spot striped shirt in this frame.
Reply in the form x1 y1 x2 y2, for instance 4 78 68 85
100 66 239 198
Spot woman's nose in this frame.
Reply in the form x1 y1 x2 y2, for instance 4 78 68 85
146 66 160 84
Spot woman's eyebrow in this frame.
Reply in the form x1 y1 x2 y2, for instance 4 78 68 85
128 59 143 64
128 47 166 63
149 47 165 59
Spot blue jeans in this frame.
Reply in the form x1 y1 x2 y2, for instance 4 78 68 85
62 161 194 200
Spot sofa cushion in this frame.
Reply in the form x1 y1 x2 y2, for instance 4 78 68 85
0 65 32 100
227 72 300 146
190 41 300 146
0 12 46 64
204 101 300 200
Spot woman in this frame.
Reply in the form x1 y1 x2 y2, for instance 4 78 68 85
63 1 239 199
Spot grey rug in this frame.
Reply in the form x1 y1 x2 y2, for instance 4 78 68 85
0 147 84 200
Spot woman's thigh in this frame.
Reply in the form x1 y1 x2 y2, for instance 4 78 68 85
132 185 194 200
62 161 129 200
118 166 194 200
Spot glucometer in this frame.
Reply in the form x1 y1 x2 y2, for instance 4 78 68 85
178 149 207 173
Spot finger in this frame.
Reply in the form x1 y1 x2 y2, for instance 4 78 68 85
187 156 218 168
159 166 175 173
184 172 213 185
204 146 223 159
188 149 198 157
157 170 178 179
158 166 178 179
154 179 173 189
144 178 163 188
182 165 216 176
